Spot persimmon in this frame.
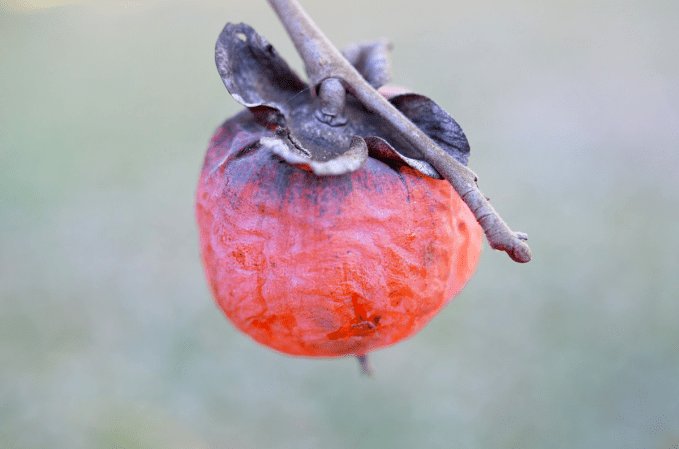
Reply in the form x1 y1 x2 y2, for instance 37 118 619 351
196 105 483 358
197 2 530 372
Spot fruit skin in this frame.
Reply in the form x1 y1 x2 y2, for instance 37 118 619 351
196 110 483 358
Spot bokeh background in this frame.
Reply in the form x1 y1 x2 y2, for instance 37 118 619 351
2 0 678 447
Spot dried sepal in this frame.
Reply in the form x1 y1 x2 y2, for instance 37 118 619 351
389 94 470 166
262 133 368 176
215 22 306 112
342 39 392 89
364 136 441 178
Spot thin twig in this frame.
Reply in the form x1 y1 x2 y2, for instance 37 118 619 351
267 0 531 263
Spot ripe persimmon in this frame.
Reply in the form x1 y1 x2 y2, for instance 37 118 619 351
195 19 498 369
196 104 483 359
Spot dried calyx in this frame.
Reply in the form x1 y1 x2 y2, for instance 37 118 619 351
215 22 471 178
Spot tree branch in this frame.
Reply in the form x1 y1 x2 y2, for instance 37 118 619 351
267 0 531 263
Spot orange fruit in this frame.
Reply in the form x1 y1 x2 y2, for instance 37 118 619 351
196 109 483 358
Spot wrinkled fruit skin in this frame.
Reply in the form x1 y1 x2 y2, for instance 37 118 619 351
196 110 483 357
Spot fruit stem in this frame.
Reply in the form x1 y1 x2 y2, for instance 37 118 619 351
267 0 531 263
356 354 374 376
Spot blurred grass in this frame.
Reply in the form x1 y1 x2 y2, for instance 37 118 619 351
1 0 678 448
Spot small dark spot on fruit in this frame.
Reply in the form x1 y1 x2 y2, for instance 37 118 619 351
372 315 381 325
233 250 246 265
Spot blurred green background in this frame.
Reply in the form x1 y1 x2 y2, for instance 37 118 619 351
1 0 678 447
